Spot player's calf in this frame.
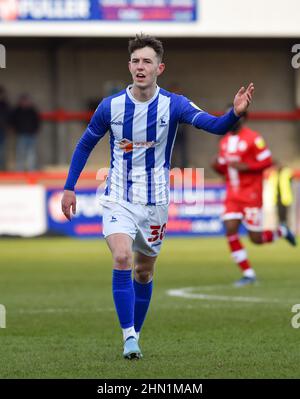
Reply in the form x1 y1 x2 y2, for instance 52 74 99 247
248 226 297 246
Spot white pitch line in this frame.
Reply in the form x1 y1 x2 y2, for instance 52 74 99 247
16 307 115 314
8 285 297 315
167 286 293 304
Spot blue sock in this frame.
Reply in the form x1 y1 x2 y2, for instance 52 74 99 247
134 279 153 333
112 269 135 329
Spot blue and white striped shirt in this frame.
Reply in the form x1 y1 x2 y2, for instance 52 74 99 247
64 85 239 205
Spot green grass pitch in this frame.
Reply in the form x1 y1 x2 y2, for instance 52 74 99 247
0 237 299 379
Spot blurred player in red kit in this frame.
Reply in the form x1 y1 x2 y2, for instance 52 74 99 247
212 110 296 287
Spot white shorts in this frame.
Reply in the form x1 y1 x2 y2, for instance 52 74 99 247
102 199 169 257
223 206 263 232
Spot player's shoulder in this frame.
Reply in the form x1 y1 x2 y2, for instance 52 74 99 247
160 87 195 102
159 89 204 114
159 87 182 101
103 89 127 103
240 126 267 148
240 126 262 140
94 90 127 114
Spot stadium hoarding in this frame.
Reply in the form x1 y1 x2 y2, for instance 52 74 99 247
46 185 247 238
0 185 47 237
0 0 197 22
0 183 278 238
47 188 103 237
0 0 299 37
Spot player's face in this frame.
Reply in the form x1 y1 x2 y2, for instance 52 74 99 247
128 46 165 89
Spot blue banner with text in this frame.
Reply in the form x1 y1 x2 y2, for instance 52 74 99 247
0 0 197 22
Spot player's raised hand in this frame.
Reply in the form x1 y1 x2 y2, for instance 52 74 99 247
61 190 76 221
233 83 254 116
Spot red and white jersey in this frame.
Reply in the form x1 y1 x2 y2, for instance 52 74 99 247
216 126 272 207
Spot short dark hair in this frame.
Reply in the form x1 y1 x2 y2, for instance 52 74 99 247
128 34 164 61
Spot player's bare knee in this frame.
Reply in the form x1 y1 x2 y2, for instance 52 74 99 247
134 268 153 283
224 220 240 236
113 251 133 268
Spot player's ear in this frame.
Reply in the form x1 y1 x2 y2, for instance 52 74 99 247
128 60 132 72
157 63 165 76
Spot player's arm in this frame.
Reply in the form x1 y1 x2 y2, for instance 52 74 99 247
246 136 273 171
179 83 254 135
211 140 227 175
61 100 109 221
211 155 227 175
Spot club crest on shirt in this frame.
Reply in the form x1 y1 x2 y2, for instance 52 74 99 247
159 116 168 126
255 137 265 149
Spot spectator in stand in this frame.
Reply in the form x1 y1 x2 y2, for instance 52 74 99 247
0 86 11 170
11 94 41 171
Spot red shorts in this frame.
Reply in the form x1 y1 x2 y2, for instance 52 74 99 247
222 200 263 232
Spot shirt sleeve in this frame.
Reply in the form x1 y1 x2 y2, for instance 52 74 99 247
64 99 110 191
178 95 240 135
246 135 273 171
214 141 228 175
210 135 227 175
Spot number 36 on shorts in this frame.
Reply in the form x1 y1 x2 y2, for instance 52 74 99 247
148 224 167 243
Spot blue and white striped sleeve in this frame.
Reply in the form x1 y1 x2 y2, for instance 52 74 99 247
178 95 240 135
64 99 110 191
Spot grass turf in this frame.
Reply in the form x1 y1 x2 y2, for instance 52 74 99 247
0 237 299 378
